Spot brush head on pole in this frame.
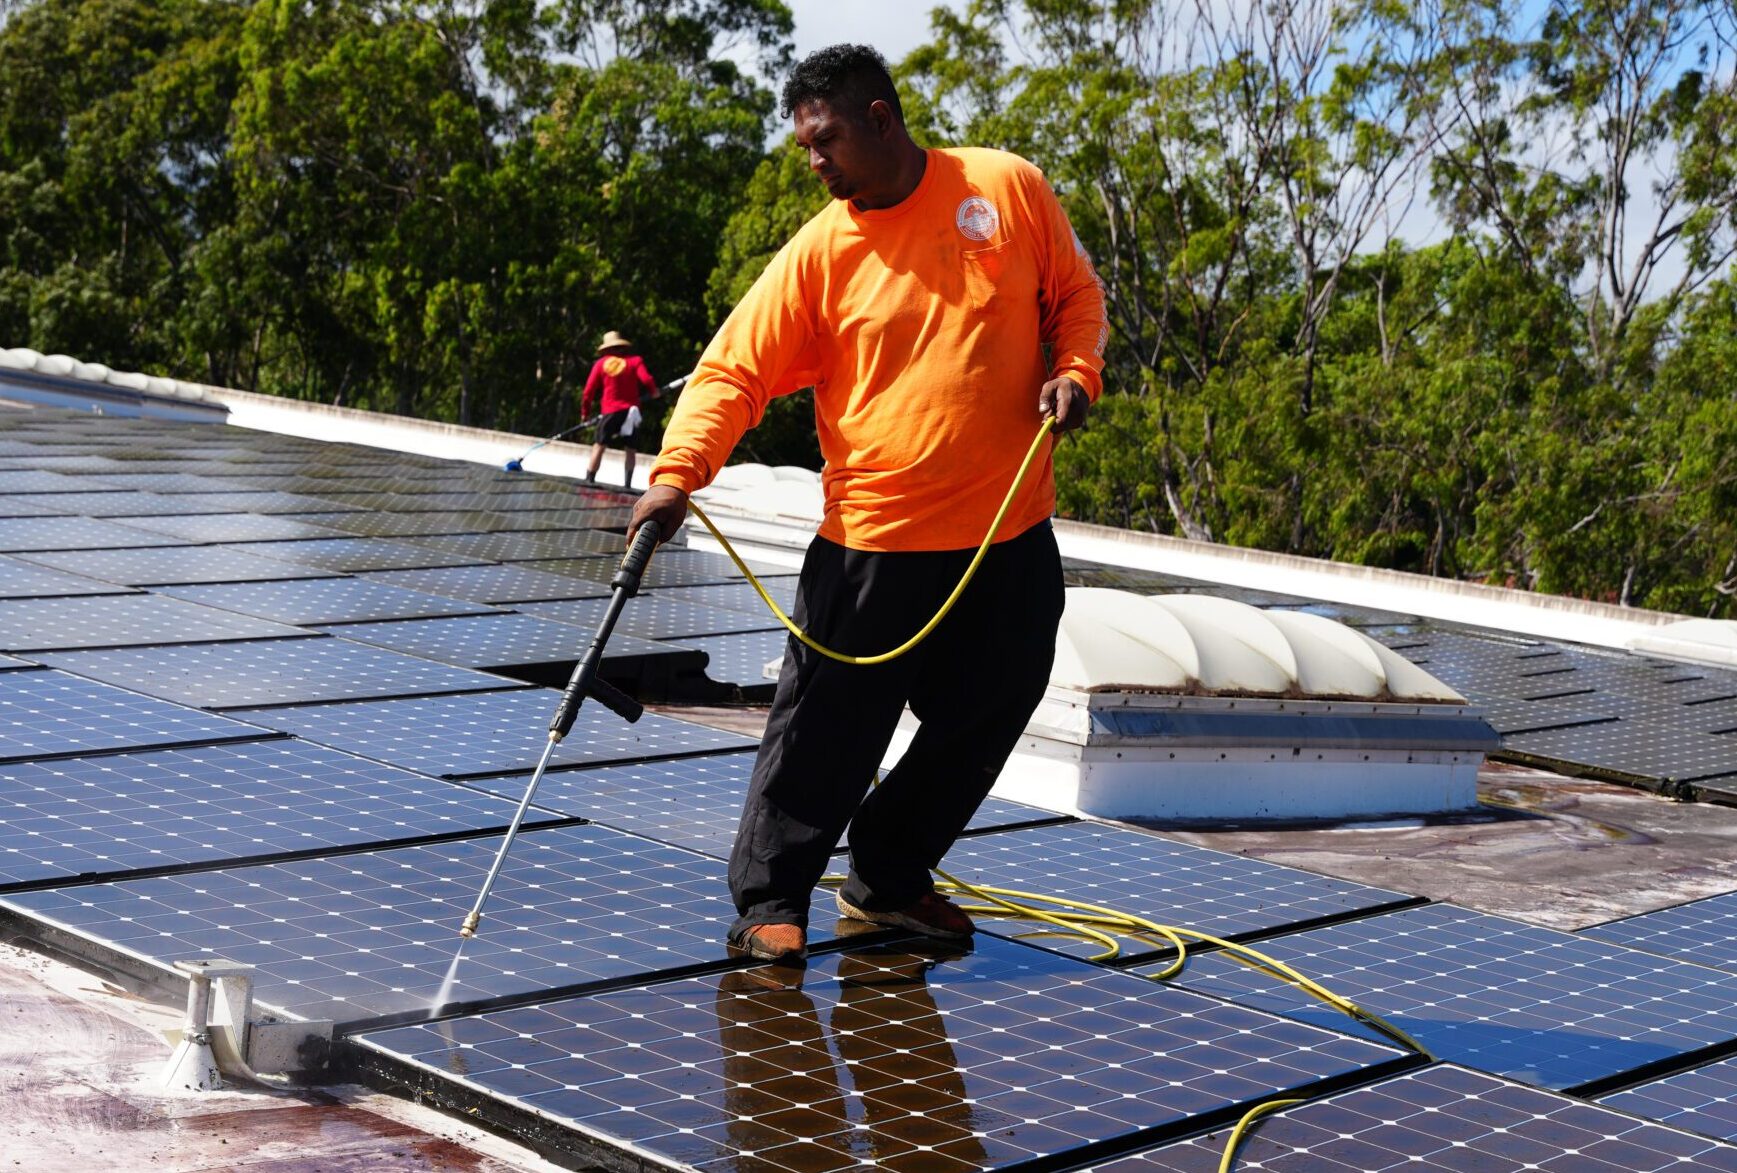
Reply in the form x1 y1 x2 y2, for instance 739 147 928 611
503 458 523 472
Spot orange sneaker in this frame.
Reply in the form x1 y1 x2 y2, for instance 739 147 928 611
835 890 973 940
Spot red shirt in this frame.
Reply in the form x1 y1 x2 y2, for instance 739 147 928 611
582 353 657 416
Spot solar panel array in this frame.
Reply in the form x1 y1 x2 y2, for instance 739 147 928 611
9 406 1737 1171
1581 890 1737 975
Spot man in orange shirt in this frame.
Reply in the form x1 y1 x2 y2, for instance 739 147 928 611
629 45 1106 962
581 330 659 487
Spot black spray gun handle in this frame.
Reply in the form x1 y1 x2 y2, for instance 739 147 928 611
547 520 661 740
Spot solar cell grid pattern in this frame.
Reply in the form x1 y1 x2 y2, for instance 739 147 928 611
226 688 758 777
1101 1063 1737 1171
281 510 518 538
362 564 614 603
0 515 186 551
1 823 785 1024
216 537 483 573
408 529 627 562
518 596 781 640
312 613 686 674
654 580 801 617
459 751 1062 859
156 577 497 625
1581 891 1737 974
0 669 264 762
0 497 66 517
673 631 792 689
0 470 109 494
1599 1054 1737 1145
105 512 351 543
0 739 561 888
0 555 135 598
144 490 366 514
0 593 306 651
354 935 1405 1173
0 653 31 669
1161 902 1737 1090
5 490 244 517
518 555 795 592
37 637 512 710
937 822 1413 963
15 544 335 585
1503 723 1737 782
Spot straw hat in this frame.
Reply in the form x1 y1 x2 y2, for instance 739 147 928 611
597 330 633 354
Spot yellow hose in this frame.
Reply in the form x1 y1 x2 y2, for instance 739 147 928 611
686 417 1058 665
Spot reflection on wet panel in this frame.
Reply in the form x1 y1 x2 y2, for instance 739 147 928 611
356 935 1406 1172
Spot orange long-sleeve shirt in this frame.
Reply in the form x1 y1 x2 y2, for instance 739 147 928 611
652 147 1108 552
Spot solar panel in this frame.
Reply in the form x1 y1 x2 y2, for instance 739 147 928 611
215 537 483 573
0 516 188 552
279 510 514 538
1475 695 1620 736
1503 723 1737 783
0 594 306 651
143 490 367 514
1111 1063 1737 1172
408 529 627 562
670 630 791 688
937 822 1416 963
652 579 801 616
84 471 262 493
351 935 1407 1171
104 513 351 543
0 653 31 669
0 669 265 762
0 739 564 889
37 637 512 710
312 613 680 674
1 490 228 516
14 545 336 586
0 498 65 518
157 578 497 625
361 564 614 604
518 555 793 591
1581 891 1737 974
458 751 1061 859
1599 1055 1737 1146
517 596 781 640
486 505 636 529
0 470 116 494
0 554 137 598
0 823 828 1024
226 688 758 777
1162 902 1737 1091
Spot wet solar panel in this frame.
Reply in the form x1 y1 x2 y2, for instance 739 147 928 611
654 579 801 616
157 578 497 626
14 544 335 586
671 630 791 688
457 751 1062 859
216 537 483 573
0 555 137 598
1 490 230 516
0 823 834 1024
0 516 187 552
281 510 515 538
1580 890 1737 974
0 669 265 762
143 490 366 514
311 613 678 673
518 555 793 592
1162 902 1737 1091
409 529 627 562
105 513 351 543
517 596 781 640
1599 1054 1737 1146
938 822 1416 963
1111 1063 1737 1171
362 564 614 604
0 739 563 889
0 470 116 494
37 637 512 709
0 594 306 651
352 935 1408 1171
226 688 758 777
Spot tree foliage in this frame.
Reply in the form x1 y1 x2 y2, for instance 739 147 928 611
3 0 1735 616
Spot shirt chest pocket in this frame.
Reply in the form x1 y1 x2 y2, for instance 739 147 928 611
961 240 1017 311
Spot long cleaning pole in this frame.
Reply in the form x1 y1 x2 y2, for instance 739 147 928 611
458 519 662 937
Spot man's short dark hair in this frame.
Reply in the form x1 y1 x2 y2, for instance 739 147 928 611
780 44 904 123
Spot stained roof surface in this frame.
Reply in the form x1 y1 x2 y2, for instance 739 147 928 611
4 402 1737 1171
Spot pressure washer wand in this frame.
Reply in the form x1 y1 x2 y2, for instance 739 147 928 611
503 415 602 472
457 520 662 938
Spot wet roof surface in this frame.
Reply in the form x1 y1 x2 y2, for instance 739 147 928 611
4 405 1737 1170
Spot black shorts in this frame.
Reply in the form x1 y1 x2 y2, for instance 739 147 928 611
597 408 639 448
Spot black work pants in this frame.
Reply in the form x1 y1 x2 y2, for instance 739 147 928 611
727 518 1064 937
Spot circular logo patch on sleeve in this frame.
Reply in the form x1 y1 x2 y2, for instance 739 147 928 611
956 196 1001 241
